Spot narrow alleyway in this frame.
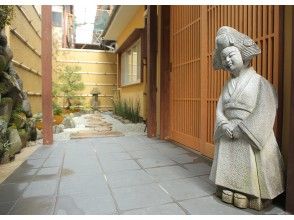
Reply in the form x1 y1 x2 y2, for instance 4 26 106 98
0 131 286 214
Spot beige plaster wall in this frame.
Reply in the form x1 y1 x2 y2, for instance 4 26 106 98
115 6 147 119
5 6 42 113
53 48 117 111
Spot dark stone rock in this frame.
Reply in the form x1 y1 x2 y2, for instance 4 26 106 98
11 112 26 129
8 127 22 156
22 92 32 117
18 128 28 148
25 118 37 141
0 31 36 163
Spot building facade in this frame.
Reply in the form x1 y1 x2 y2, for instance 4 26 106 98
103 5 294 213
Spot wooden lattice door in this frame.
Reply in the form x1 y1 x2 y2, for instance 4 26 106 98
169 5 282 158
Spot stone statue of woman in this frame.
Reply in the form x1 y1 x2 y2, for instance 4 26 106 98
209 26 284 211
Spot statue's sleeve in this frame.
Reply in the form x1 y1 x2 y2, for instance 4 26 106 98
238 78 278 150
214 91 229 141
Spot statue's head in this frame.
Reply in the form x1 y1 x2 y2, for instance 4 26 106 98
213 26 260 70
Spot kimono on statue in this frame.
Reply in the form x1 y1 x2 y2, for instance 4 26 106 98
209 67 284 200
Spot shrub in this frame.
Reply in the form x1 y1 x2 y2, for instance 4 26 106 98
0 6 14 30
53 103 63 116
54 65 84 109
113 98 142 123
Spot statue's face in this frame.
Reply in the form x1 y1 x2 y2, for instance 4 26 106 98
220 46 244 76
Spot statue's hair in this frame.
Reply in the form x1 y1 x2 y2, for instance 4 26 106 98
213 26 261 70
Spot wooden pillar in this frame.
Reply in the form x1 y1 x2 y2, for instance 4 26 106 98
41 6 53 145
147 6 157 137
160 6 170 140
200 6 208 155
286 6 294 214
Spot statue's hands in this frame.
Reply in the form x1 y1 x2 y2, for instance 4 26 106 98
232 126 242 139
222 123 233 139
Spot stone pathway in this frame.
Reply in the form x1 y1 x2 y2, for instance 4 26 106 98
0 134 287 214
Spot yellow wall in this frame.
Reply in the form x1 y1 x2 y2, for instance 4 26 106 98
116 6 147 119
5 5 42 113
54 48 117 111
116 6 145 48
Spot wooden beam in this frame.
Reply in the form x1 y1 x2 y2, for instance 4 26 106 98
160 6 171 139
286 5 294 214
116 29 144 53
147 6 157 137
41 6 53 145
200 6 208 155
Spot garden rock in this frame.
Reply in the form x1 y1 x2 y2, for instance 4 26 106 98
11 112 26 129
0 151 10 164
18 129 29 148
0 30 36 163
26 118 37 141
22 92 32 117
36 128 43 140
53 124 64 134
8 127 22 156
63 116 75 128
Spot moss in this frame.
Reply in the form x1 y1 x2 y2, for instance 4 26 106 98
0 115 9 122
0 97 13 105
0 6 14 30
8 124 16 130
0 83 10 95
14 103 24 113
11 112 26 129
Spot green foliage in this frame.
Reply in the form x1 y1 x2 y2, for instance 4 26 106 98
55 65 85 109
0 6 14 30
113 98 142 123
53 103 63 115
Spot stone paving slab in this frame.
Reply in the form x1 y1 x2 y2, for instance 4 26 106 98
22 179 59 198
58 174 110 196
98 152 132 161
0 134 288 215
179 195 286 215
0 182 29 203
8 196 55 215
122 203 186 215
54 194 117 215
137 157 177 168
111 183 173 211
0 201 14 214
3 167 38 184
145 165 197 181
106 169 155 189
159 177 216 201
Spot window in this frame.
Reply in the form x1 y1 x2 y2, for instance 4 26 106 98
121 39 141 85
52 11 62 27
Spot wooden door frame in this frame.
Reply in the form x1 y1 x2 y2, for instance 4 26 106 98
286 6 294 214
160 6 171 140
146 6 157 137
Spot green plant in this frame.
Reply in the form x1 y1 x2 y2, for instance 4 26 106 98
56 65 84 109
53 103 63 115
0 6 14 30
113 98 142 123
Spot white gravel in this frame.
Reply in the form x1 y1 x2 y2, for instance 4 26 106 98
102 113 146 136
53 112 146 141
